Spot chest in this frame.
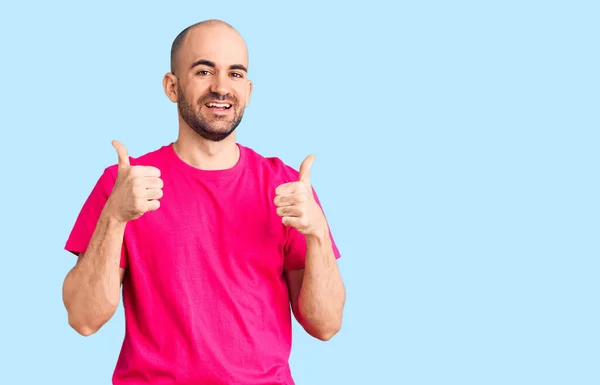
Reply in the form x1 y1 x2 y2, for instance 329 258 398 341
123 172 287 283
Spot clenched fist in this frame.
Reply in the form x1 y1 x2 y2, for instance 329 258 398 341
274 154 328 238
106 140 163 223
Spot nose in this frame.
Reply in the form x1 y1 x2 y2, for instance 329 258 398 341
210 72 231 97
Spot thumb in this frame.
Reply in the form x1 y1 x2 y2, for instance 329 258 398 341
298 154 315 184
112 140 130 169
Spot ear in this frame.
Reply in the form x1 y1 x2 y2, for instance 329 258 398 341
245 79 253 107
163 73 179 103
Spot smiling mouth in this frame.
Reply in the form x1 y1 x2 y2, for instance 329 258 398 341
205 102 232 110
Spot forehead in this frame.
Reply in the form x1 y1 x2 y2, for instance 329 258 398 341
179 26 248 69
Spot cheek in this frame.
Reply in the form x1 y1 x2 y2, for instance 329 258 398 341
235 85 250 105
183 83 208 102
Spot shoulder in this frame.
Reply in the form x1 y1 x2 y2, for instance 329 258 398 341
241 144 299 183
128 145 169 167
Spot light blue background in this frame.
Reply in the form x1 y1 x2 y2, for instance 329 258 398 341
0 1 598 384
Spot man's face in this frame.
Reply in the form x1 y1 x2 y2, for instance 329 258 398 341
174 26 252 142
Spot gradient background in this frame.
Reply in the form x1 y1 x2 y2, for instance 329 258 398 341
0 1 598 384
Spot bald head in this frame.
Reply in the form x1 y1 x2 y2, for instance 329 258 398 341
162 19 253 143
170 20 248 76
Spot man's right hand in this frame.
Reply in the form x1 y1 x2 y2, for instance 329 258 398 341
106 140 163 223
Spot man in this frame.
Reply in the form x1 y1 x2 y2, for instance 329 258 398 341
62 19 345 385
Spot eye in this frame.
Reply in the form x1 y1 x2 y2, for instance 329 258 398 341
231 72 244 78
196 70 211 76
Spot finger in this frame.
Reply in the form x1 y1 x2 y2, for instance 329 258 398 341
144 177 164 189
144 188 163 200
112 140 130 169
131 165 161 178
282 216 306 229
276 206 302 218
145 200 161 212
275 181 303 196
274 193 306 207
298 154 315 184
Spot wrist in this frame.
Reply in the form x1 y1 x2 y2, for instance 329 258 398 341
101 198 128 227
305 225 330 245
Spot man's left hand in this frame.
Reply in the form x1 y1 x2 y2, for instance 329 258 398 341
274 155 328 238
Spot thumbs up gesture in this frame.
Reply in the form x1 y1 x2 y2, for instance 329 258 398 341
274 154 327 237
106 140 164 223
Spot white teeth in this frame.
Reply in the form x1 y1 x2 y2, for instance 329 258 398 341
207 103 231 108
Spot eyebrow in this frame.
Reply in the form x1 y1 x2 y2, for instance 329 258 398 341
191 59 248 73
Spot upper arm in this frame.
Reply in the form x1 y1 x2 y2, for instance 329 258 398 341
65 168 129 269
285 268 305 321
282 189 342 272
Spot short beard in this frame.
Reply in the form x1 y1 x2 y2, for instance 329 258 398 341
177 86 244 142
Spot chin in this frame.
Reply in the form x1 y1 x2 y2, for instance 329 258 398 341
193 125 237 142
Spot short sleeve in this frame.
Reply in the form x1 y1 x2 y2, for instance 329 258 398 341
64 167 128 268
283 188 341 271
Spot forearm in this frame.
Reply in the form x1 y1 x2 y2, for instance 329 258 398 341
297 230 346 340
62 205 126 335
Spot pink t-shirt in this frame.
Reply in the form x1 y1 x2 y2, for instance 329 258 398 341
65 143 341 385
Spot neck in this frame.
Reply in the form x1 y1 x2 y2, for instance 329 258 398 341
173 125 240 171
